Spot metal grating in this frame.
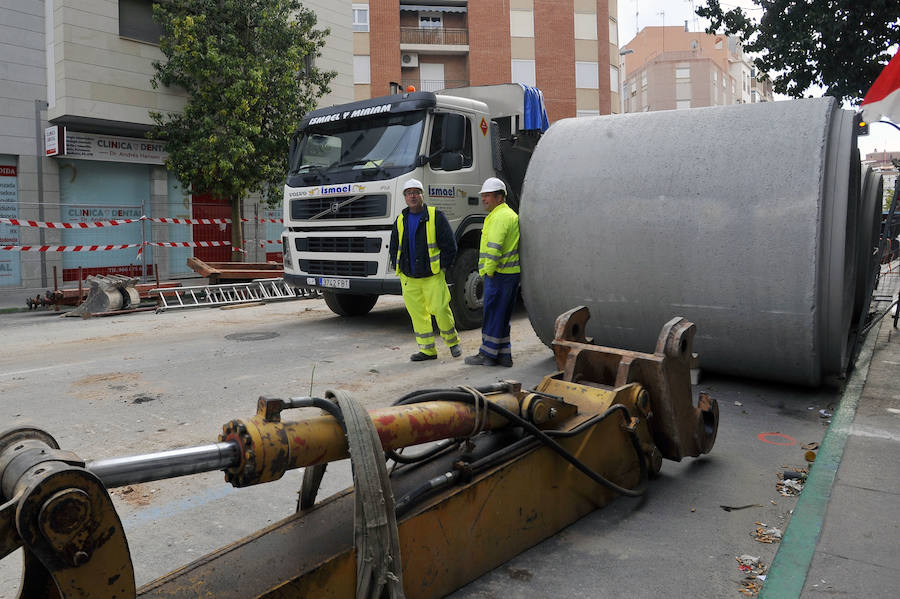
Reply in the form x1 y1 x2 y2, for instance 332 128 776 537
291 194 388 220
300 260 378 277
300 237 382 253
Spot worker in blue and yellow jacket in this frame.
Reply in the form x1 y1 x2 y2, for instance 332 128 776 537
389 179 462 362
465 177 520 368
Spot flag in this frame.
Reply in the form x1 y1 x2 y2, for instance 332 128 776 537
861 50 900 123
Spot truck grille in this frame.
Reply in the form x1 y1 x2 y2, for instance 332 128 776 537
300 260 378 277
298 237 382 253
291 194 388 220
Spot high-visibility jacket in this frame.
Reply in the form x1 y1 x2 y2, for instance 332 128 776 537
396 206 441 276
479 202 520 276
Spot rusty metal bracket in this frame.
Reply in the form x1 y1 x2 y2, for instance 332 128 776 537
0 428 136 599
550 306 719 461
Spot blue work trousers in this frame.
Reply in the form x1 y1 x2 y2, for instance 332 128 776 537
479 272 520 358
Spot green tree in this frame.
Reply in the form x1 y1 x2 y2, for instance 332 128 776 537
696 1 899 103
150 0 334 260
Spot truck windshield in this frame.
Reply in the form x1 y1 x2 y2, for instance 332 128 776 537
287 111 426 186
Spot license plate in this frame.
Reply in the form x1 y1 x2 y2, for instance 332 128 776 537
319 277 349 289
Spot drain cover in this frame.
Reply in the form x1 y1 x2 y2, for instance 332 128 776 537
225 331 280 342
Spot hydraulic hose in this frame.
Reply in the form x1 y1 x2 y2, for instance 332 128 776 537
393 390 648 499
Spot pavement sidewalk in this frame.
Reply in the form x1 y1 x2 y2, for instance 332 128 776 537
762 288 900 597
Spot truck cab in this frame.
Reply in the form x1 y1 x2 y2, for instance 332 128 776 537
282 84 546 328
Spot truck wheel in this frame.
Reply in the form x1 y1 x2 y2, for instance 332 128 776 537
449 247 483 330
323 292 378 317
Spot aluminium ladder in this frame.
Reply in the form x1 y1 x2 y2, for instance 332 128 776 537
151 278 321 312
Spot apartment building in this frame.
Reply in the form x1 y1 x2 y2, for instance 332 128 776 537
351 0 622 121
0 0 352 290
620 25 774 113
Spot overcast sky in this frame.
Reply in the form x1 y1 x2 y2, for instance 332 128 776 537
617 0 899 154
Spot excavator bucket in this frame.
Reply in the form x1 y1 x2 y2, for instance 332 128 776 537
67 275 141 317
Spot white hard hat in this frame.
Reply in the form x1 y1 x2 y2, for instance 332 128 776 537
480 177 507 195
403 178 424 192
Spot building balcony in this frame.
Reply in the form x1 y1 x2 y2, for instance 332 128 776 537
402 79 469 93
400 27 469 54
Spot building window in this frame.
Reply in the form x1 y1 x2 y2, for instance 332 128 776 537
419 12 442 29
353 55 370 84
119 0 163 44
675 64 690 80
511 59 536 86
712 70 717 85
575 62 599 89
510 9 534 38
630 81 637 96
574 13 597 40
676 100 691 110
610 65 619 92
609 18 618 45
352 4 369 32
641 71 647 90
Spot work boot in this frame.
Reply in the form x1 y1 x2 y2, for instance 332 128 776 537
450 344 462 358
464 353 497 366
410 352 437 362
496 355 513 368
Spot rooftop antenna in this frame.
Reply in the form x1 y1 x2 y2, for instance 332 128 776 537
659 10 665 50
635 0 639 37
686 0 698 32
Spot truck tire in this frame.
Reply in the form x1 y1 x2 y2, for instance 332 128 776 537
449 247 483 330
323 292 378 317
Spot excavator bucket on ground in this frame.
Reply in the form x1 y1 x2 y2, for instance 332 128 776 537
67 275 141 317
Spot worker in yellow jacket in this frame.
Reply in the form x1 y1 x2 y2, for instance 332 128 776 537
464 178 520 367
389 179 461 362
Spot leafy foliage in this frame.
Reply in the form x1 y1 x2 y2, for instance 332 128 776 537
697 1 899 103
150 0 334 256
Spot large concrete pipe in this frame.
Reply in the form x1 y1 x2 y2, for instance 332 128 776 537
520 98 872 386
855 166 883 327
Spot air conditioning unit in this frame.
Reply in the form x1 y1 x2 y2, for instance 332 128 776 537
401 52 419 68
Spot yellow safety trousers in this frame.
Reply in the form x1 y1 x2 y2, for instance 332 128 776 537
400 271 459 356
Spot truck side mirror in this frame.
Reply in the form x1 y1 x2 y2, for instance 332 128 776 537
440 114 466 152
288 132 300 166
440 152 464 172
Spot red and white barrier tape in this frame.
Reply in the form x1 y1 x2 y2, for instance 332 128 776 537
0 244 143 252
2 241 239 253
147 217 227 225
147 241 232 248
0 217 141 228
1 216 284 228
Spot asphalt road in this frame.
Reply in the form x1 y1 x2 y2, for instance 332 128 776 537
0 295 839 597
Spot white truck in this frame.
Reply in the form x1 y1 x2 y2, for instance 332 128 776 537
281 84 547 329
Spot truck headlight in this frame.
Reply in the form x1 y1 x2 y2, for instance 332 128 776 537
282 237 292 266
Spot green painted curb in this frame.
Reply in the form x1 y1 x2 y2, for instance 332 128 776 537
759 323 879 598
